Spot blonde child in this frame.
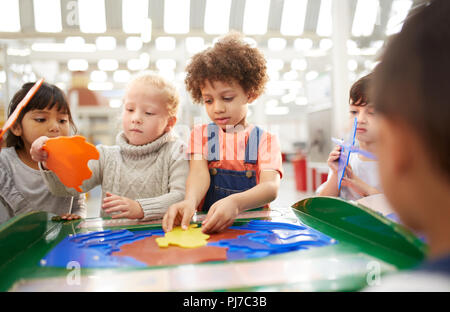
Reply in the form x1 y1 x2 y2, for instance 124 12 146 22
365 0 450 291
163 32 283 234
318 73 381 200
0 82 86 223
31 74 189 221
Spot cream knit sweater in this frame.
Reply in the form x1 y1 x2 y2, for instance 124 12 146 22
40 131 189 220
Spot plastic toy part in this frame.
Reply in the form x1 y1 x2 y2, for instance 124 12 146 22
0 78 44 140
336 117 357 191
39 221 337 268
209 220 337 260
43 135 100 192
156 224 210 248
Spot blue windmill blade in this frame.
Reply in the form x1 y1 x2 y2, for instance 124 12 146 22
331 139 377 161
335 117 358 191
348 147 377 160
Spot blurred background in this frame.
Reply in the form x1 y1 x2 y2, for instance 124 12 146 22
0 0 422 215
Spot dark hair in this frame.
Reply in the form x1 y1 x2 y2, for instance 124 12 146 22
6 82 77 149
349 73 373 106
185 31 268 104
372 0 450 180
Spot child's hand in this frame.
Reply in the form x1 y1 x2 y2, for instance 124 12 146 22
201 196 240 234
101 192 144 219
30 136 49 167
60 213 81 221
162 199 196 232
327 145 341 173
341 166 380 197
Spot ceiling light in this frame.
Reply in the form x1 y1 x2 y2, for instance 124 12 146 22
139 53 150 69
267 59 284 71
65 37 85 49
78 0 106 33
98 59 119 71
68 59 89 72
155 37 176 51
127 59 143 71
265 106 289 116
113 70 131 83
386 0 413 36
243 37 257 48
141 18 152 43
90 70 108 82
185 37 205 54
268 38 287 51
126 37 143 51
96 37 116 50
294 38 313 51
319 38 333 50
156 59 177 71
33 0 62 33
295 97 308 106
280 0 307 36
291 59 308 71
243 0 270 35
88 82 113 91
348 59 358 71
7 48 30 57
352 0 379 37
0 0 20 32
306 71 319 81
164 0 190 34
109 99 122 108
283 70 298 81
122 0 149 33
204 0 231 34
31 43 96 52
317 0 332 36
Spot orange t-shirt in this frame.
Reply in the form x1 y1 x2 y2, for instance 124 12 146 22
188 124 283 184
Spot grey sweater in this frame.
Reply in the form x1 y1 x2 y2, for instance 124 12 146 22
40 131 189 221
0 147 86 224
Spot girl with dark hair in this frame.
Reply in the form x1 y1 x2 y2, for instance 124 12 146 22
0 82 85 224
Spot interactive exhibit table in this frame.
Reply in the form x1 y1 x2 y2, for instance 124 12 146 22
0 197 426 292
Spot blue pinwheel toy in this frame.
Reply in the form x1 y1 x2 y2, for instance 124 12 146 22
332 117 377 190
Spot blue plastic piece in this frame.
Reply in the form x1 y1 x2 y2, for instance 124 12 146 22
209 220 337 260
40 229 155 268
41 221 338 268
337 117 357 191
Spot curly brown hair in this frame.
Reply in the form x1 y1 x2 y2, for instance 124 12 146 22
185 31 268 104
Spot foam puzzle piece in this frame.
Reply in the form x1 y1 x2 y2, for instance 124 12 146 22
0 78 44 140
156 224 210 248
43 135 100 192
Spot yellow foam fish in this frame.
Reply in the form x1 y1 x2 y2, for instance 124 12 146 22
156 224 210 248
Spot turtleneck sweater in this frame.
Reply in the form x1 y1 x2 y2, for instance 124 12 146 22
40 131 189 221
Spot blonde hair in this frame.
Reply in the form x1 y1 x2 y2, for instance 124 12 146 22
127 73 180 117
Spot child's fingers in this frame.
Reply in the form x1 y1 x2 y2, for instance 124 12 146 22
104 205 127 214
111 212 129 219
102 196 123 206
181 209 193 230
163 205 178 232
101 200 124 210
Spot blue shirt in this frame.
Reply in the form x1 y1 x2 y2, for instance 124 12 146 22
419 254 450 275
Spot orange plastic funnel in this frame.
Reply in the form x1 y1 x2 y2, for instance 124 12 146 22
43 136 100 192
0 78 44 140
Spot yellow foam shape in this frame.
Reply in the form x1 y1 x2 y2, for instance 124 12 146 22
156 224 210 248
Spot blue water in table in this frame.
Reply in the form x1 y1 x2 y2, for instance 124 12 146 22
40 220 337 268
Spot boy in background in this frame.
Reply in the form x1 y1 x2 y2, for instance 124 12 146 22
365 0 450 291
